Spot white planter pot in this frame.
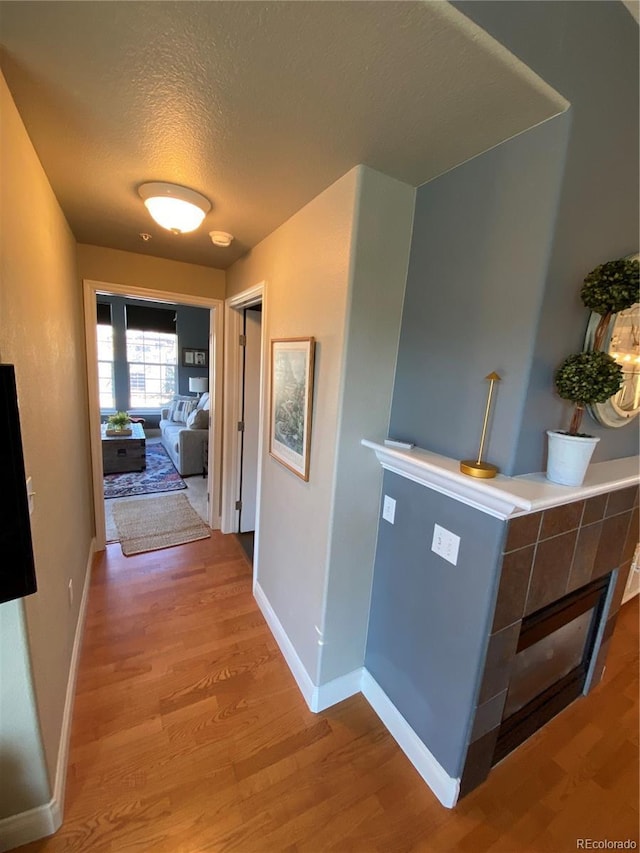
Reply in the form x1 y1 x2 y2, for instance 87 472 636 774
546 430 600 487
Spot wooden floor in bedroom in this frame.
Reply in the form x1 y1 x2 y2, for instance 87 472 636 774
14 534 639 852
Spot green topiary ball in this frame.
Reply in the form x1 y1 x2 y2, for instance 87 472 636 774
580 257 639 315
555 350 623 406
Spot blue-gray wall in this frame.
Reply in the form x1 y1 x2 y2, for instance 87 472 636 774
389 114 569 474
367 0 638 784
454 0 640 473
98 296 209 424
365 472 505 776
390 1 638 476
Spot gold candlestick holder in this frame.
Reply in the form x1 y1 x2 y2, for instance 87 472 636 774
460 372 501 479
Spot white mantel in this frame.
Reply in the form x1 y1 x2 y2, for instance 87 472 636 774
362 439 639 520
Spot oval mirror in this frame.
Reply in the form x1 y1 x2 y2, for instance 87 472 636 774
585 253 640 428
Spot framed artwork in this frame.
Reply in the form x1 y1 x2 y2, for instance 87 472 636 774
269 337 315 481
182 347 208 368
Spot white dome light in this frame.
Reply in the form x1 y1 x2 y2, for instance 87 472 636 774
138 182 211 234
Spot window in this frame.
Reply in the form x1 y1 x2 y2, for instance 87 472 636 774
126 329 177 408
96 302 114 409
125 304 178 408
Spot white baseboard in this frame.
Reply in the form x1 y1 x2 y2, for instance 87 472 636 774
253 583 458 808
0 801 60 853
361 670 459 808
0 538 96 852
254 582 317 710
313 668 363 712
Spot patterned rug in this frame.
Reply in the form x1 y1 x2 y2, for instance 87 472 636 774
104 443 186 499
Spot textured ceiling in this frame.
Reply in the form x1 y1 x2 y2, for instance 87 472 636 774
0 1 567 270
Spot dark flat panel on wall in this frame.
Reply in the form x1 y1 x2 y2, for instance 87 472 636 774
0 365 37 603
365 472 505 777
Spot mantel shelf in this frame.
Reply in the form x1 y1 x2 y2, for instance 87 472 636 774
362 439 639 520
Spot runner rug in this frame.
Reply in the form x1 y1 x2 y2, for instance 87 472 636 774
104 442 186 499
112 493 210 556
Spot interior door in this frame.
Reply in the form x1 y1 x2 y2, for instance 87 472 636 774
239 306 261 532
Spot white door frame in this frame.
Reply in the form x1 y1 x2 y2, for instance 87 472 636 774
221 282 266 553
83 278 224 549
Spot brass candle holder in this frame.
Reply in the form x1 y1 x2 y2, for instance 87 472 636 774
460 372 501 479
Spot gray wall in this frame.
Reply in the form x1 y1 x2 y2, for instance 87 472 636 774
453 0 640 472
365 472 505 777
389 113 569 474
319 167 414 684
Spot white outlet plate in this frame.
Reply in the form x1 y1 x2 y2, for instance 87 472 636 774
26 476 34 515
431 523 460 565
382 495 396 524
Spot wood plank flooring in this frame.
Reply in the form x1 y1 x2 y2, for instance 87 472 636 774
14 534 639 852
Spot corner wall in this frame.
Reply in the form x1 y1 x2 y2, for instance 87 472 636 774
227 168 359 682
0 71 94 823
226 165 415 687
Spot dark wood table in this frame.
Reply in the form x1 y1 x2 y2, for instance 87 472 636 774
101 422 146 474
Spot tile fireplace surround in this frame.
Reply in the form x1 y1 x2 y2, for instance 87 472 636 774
363 441 638 802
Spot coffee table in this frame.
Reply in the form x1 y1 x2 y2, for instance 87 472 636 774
101 422 146 474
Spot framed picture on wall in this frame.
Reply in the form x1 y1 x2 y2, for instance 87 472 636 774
269 337 315 481
182 347 208 368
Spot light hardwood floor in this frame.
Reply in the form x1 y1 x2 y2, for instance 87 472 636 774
14 535 639 852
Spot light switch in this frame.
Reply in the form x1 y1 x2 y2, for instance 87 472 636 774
382 495 396 524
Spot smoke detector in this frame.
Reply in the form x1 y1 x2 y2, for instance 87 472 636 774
209 231 234 248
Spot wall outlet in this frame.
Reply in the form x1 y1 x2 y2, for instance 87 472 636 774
431 524 460 565
26 476 35 515
382 495 396 524
68 579 74 607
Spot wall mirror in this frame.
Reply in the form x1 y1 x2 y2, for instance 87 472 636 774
584 252 640 428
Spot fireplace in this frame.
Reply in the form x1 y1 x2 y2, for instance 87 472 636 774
493 574 610 765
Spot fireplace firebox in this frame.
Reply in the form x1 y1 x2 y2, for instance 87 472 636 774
493 574 610 765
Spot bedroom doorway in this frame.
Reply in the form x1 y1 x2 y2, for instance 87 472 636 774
222 283 266 572
83 279 224 551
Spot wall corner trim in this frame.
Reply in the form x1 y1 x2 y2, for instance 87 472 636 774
254 582 459 808
0 539 96 852
361 671 460 809
254 582 317 710
0 800 60 853
253 583 362 713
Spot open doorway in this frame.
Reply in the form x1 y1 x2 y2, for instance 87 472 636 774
83 279 224 550
222 283 266 574
236 304 262 561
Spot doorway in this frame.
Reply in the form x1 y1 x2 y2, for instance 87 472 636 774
222 283 266 573
83 279 224 550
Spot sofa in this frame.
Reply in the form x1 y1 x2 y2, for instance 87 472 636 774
159 393 210 476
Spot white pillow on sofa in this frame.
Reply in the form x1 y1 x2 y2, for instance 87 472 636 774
197 392 210 411
169 398 196 424
186 408 209 429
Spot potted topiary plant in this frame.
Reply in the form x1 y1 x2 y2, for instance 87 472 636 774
547 350 623 486
106 411 132 436
581 256 639 351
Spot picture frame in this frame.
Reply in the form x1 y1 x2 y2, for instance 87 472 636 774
269 337 315 481
182 347 208 368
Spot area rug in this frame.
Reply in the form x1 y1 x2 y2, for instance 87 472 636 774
104 443 186 499
112 493 210 556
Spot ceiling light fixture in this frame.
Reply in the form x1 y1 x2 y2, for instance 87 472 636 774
138 182 211 234
209 231 234 247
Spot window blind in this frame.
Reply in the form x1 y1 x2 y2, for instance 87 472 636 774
125 305 176 334
96 302 112 325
